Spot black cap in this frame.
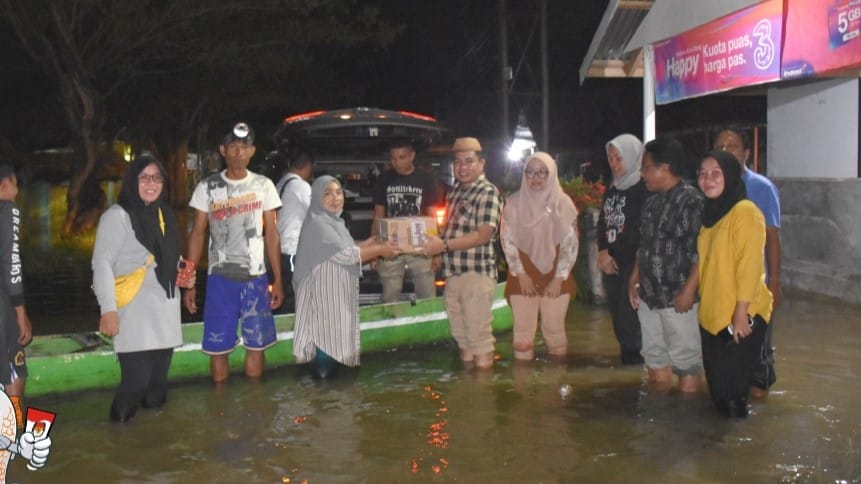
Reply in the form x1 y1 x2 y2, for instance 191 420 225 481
222 122 255 146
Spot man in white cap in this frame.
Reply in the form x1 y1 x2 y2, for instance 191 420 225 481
182 122 284 383
425 137 502 369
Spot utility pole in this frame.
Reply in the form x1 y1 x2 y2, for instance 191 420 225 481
540 0 549 151
499 0 510 144
498 0 549 151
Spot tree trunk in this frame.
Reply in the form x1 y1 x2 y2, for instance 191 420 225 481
165 140 189 207
60 72 103 237
61 135 98 236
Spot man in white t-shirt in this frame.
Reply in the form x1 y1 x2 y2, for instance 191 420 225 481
274 150 313 313
183 122 283 383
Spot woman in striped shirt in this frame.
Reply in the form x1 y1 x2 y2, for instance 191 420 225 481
292 176 397 379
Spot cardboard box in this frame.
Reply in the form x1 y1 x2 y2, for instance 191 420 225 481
377 217 438 252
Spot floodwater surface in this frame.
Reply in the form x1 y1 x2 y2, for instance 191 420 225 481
14 295 861 483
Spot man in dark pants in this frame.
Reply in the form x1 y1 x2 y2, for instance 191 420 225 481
275 150 313 314
0 165 32 406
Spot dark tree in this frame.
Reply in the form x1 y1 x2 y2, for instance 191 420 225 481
0 0 400 230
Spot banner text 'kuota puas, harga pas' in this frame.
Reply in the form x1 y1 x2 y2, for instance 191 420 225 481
652 0 783 104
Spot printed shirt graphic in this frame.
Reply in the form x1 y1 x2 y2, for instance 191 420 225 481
189 171 281 279
637 182 703 309
597 181 648 271
373 169 439 217
0 201 24 306
602 192 627 244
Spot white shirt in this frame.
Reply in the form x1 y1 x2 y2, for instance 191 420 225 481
275 172 312 255
189 170 281 277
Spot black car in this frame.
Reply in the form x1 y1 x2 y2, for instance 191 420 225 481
268 107 453 304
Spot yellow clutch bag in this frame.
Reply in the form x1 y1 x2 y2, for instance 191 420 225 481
115 255 155 308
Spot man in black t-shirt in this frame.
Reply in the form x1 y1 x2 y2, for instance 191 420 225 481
371 140 441 303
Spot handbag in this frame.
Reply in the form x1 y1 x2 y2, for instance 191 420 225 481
115 254 155 308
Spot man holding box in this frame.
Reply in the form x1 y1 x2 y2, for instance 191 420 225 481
371 139 441 303
424 137 502 369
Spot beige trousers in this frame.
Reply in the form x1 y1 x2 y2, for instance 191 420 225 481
444 272 497 356
509 294 570 356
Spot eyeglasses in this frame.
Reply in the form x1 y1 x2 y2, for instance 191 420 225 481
138 174 165 184
524 169 549 179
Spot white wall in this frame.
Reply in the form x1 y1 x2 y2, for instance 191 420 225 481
767 78 859 178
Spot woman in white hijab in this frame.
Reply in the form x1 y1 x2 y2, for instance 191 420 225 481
501 152 579 360
596 134 649 365
292 176 397 378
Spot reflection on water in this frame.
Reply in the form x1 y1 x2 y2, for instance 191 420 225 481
15 296 861 483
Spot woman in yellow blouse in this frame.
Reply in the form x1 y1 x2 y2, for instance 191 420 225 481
697 150 773 418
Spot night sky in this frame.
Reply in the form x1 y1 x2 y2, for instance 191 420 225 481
0 1 764 172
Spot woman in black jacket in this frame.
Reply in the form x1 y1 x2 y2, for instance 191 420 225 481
596 134 649 365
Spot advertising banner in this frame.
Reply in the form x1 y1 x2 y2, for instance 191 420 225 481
782 0 861 78
652 0 783 104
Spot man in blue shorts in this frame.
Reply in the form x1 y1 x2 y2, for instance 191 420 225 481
714 126 782 397
183 123 284 383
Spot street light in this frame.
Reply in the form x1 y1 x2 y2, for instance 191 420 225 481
507 111 536 163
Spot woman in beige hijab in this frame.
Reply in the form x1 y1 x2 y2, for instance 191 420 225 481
501 152 579 360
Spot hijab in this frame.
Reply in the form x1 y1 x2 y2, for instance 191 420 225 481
117 154 181 298
606 134 644 190
502 152 579 274
293 176 358 283
700 150 746 228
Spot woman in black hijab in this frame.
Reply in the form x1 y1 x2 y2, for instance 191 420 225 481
92 154 184 422
696 150 773 418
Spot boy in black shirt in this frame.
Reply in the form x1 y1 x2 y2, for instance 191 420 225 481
371 140 441 303
0 164 32 401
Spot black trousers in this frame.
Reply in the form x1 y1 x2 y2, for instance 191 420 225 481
112 348 173 420
750 316 777 390
701 315 768 407
276 253 296 315
603 270 643 362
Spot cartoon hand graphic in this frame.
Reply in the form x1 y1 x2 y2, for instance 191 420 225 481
19 432 52 470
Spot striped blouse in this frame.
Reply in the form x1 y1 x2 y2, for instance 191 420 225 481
292 246 362 367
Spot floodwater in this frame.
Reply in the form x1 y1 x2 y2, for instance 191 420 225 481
13 294 861 483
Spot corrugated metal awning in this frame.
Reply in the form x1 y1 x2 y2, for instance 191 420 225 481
578 0 653 84
579 0 762 84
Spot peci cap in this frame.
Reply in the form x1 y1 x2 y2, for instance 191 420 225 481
452 137 482 152
222 122 255 146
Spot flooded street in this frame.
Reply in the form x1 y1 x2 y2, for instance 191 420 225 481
14 294 861 483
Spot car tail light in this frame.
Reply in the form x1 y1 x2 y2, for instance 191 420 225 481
399 110 437 122
283 110 325 124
